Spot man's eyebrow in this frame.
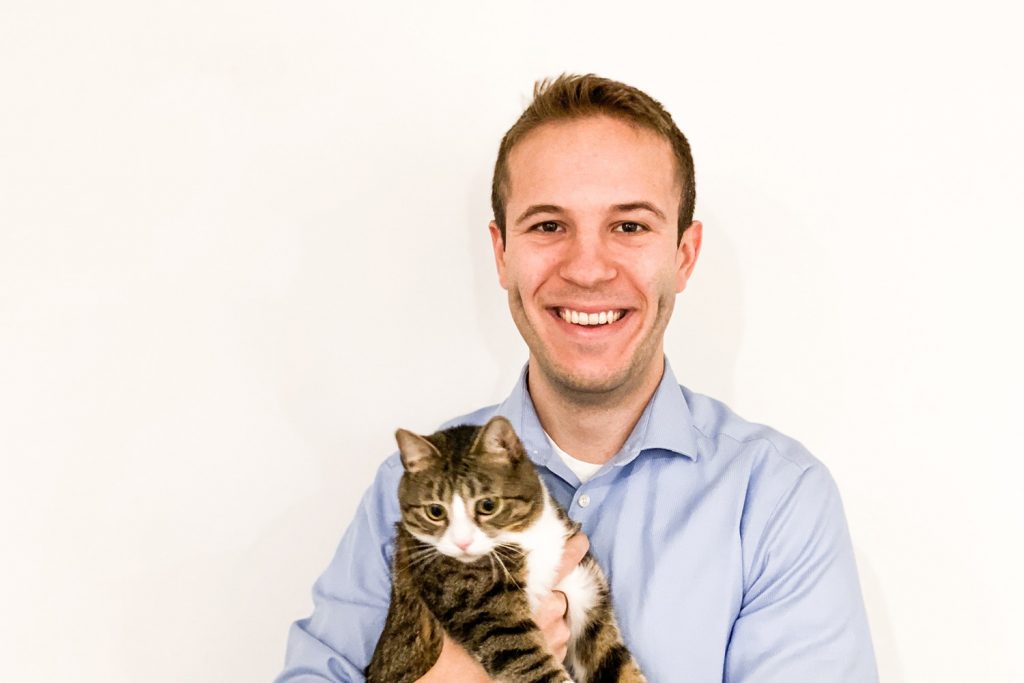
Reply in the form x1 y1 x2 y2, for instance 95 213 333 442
612 201 667 220
515 202 667 224
515 204 564 224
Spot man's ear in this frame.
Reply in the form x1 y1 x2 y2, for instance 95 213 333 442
675 220 703 292
489 220 509 290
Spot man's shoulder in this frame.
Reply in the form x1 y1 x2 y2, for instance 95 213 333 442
680 386 848 558
680 384 823 478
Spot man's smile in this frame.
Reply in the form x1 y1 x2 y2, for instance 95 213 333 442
551 307 628 326
543 305 638 344
548 309 626 327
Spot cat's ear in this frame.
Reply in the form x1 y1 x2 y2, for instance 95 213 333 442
472 416 526 466
395 429 441 473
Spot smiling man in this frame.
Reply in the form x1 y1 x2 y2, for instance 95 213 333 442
491 112 699 467
276 75 878 682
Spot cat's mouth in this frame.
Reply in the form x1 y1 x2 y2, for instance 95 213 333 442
452 550 487 563
437 547 490 564
551 307 630 327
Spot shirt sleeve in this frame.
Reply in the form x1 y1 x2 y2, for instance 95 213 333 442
725 464 879 682
274 456 402 683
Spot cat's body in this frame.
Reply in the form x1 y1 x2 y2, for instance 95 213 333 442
366 416 645 683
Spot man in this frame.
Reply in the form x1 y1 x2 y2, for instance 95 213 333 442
277 74 878 681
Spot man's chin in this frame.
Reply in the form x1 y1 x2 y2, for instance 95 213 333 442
539 359 635 397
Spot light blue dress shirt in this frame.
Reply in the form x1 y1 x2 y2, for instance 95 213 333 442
277 360 878 682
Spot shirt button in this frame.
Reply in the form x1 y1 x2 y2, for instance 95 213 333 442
578 494 591 508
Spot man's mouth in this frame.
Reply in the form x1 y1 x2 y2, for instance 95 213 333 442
554 307 628 327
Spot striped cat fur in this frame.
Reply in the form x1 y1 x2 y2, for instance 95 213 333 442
366 415 645 683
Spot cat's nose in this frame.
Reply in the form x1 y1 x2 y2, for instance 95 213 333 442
455 538 472 551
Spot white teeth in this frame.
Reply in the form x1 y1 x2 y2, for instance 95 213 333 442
559 308 623 326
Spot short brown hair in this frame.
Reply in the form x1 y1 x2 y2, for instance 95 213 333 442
491 73 696 244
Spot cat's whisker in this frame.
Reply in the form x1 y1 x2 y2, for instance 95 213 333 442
408 541 437 557
406 545 438 560
494 542 526 557
403 544 436 561
492 545 526 573
490 548 522 591
396 547 442 576
405 551 440 570
402 553 437 570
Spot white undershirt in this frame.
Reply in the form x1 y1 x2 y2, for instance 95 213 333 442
544 431 604 483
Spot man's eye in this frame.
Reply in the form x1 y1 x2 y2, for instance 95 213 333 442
533 221 561 233
615 222 646 233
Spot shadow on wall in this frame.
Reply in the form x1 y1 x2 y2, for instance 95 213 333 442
855 545 902 682
665 210 743 403
465 171 531 397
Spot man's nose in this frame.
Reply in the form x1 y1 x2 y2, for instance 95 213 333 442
559 232 617 287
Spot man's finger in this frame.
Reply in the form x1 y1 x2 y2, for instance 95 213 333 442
555 532 589 582
555 589 569 618
534 590 568 624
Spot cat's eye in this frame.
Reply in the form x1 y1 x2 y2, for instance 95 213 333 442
475 498 498 515
425 504 446 521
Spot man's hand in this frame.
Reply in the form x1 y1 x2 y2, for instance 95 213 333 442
533 531 590 661
416 532 590 682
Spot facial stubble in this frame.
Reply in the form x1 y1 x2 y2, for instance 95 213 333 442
507 287 675 408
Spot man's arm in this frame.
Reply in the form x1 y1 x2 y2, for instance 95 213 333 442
725 464 878 682
274 458 402 682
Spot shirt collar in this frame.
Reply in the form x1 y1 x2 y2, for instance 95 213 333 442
491 357 699 471
491 365 552 468
612 358 699 465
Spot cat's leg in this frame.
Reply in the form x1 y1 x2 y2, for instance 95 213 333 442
561 560 646 683
569 627 646 683
426 579 573 683
366 537 444 683
567 601 647 683
366 584 445 683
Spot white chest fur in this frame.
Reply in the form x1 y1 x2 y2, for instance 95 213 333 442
499 493 570 609
497 490 601 642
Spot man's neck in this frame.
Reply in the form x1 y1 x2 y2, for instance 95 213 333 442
527 356 665 465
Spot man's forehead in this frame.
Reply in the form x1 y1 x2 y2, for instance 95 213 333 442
505 115 680 218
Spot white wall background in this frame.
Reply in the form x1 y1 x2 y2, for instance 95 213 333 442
2 1 1021 680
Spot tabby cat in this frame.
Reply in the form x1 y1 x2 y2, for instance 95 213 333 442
366 415 645 683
